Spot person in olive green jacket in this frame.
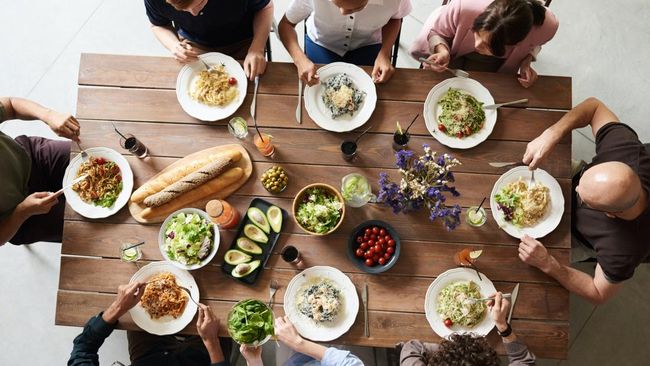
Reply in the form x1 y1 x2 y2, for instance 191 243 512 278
0 97 80 246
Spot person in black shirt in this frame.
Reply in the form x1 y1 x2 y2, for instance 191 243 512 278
68 282 229 366
517 97 650 305
144 0 274 80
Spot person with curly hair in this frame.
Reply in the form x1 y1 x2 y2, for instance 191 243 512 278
400 292 536 365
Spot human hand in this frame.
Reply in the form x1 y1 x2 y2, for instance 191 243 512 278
518 235 553 273
244 50 267 80
240 344 263 366
45 110 80 142
522 128 560 169
172 40 200 63
518 61 538 88
103 281 146 323
197 303 221 344
275 316 303 349
487 292 510 331
372 53 394 83
16 192 58 217
296 56 319 86
422 49 450 72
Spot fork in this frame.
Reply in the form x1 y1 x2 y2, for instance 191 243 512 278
268 280 279 308
530 169 537 186
465 293 511 304
75 141 88 161
179 286 200 306
198 57 212 71
418 57 469 78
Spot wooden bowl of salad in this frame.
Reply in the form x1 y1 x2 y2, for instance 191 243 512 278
292 183 345 236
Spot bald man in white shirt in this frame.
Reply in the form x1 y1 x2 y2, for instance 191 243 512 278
279 0 412 85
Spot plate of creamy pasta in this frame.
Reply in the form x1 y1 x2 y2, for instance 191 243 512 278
423 77 497 149
176 52 247 121
304 62 377 132
63 147 133 218
283 266 359 341
490 167 564 239
425 268 496 337
129 262 199 335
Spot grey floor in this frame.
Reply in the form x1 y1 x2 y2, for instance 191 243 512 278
1 0 649 365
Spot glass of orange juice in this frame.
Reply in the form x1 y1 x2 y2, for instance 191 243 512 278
254 133 275 157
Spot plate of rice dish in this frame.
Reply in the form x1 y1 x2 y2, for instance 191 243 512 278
304 62 377 132
176 52 247 121
490 166 564 239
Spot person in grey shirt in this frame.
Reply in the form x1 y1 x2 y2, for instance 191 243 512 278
400 292 535 366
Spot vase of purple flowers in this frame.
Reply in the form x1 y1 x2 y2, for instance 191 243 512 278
377 144 462 231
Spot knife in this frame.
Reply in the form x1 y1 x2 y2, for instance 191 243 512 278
507 283 520 324
296 79 303 124
482 98 528 110
362 283 369 337
250 76 260 121
489 161 525 168
52 174 88 198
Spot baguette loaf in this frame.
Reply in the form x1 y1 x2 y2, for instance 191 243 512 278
143 156 234 207
130 150 242 203
140 167 244 220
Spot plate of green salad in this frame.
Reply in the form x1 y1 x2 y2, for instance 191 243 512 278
227 299 275 346
158 208 219 270
423 77 497 149
292 183 345 235
424 267 496 337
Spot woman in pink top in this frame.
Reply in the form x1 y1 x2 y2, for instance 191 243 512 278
410 0 558 88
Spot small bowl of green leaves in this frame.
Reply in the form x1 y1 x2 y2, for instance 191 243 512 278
292 183 346 236
227 299 275 346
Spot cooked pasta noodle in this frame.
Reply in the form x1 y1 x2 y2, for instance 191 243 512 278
190 64 238 106
495 178 550 227
140 272 187 319
72 156 122 208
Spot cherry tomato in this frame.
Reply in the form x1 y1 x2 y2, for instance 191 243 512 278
95 157 106 165
377 238 385 246
438 123 446 132
384 253 391 260
367 240 374 247
365 228 372 235
374 245 382 254
356 236 363 244
379 228 386 236
363 235 370 241
368 247 375 254
372 227 379 235
387 246 395 254
228 77 237 85
373 254 380 262
365 258 374 267
355 248 364 257
444 318 453 327
364 251 372 259
360 243 368 250
388 239 396 247
370 234 377 240
384 235 391 242
456 132 463 138
378 257 386 265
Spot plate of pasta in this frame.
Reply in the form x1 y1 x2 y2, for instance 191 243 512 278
424 267 496 337
423 77 497 149
129 262 199 335
490 166 564 239
304 62 377 132
63 147 133 218
176 52 247 121
283 266 359 341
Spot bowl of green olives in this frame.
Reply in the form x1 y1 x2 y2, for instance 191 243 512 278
261 166 288 193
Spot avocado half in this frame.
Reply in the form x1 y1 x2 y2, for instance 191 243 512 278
232 260 261 278
244 224 269 244
266 205 283 233
236 237 263 255
224 249 252 265
247 207 270 234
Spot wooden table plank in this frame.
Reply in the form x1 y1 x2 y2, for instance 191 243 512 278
72 119 572 177
77 87 571 145
64 195 571 249
78 53 571 109
58 257 568 321
57 290 568 359
61 221 569 284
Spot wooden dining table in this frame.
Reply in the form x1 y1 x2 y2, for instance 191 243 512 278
56 53 572 360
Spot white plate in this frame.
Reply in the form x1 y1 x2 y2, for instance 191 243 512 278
129 262 199 335
423 77 497 149
62 147 133 219
424 267 496 338
490 167 564 239
176 52 248 121
304 62 377 132
159 208 220 271
283 266 359 342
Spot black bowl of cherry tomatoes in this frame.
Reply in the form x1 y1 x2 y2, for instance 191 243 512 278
348 220 400 274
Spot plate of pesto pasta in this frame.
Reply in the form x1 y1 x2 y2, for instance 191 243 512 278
423 77 497 149
176 52 247 121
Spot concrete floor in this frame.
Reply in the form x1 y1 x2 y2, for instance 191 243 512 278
1 0 649 364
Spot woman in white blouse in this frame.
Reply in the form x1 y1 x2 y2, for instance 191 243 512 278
278 0 411 85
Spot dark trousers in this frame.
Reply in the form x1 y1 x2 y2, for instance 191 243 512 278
10 136 70 245
305 35 381 66
127 331 232 365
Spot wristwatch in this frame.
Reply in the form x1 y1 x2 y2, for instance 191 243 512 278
497 323 512 337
